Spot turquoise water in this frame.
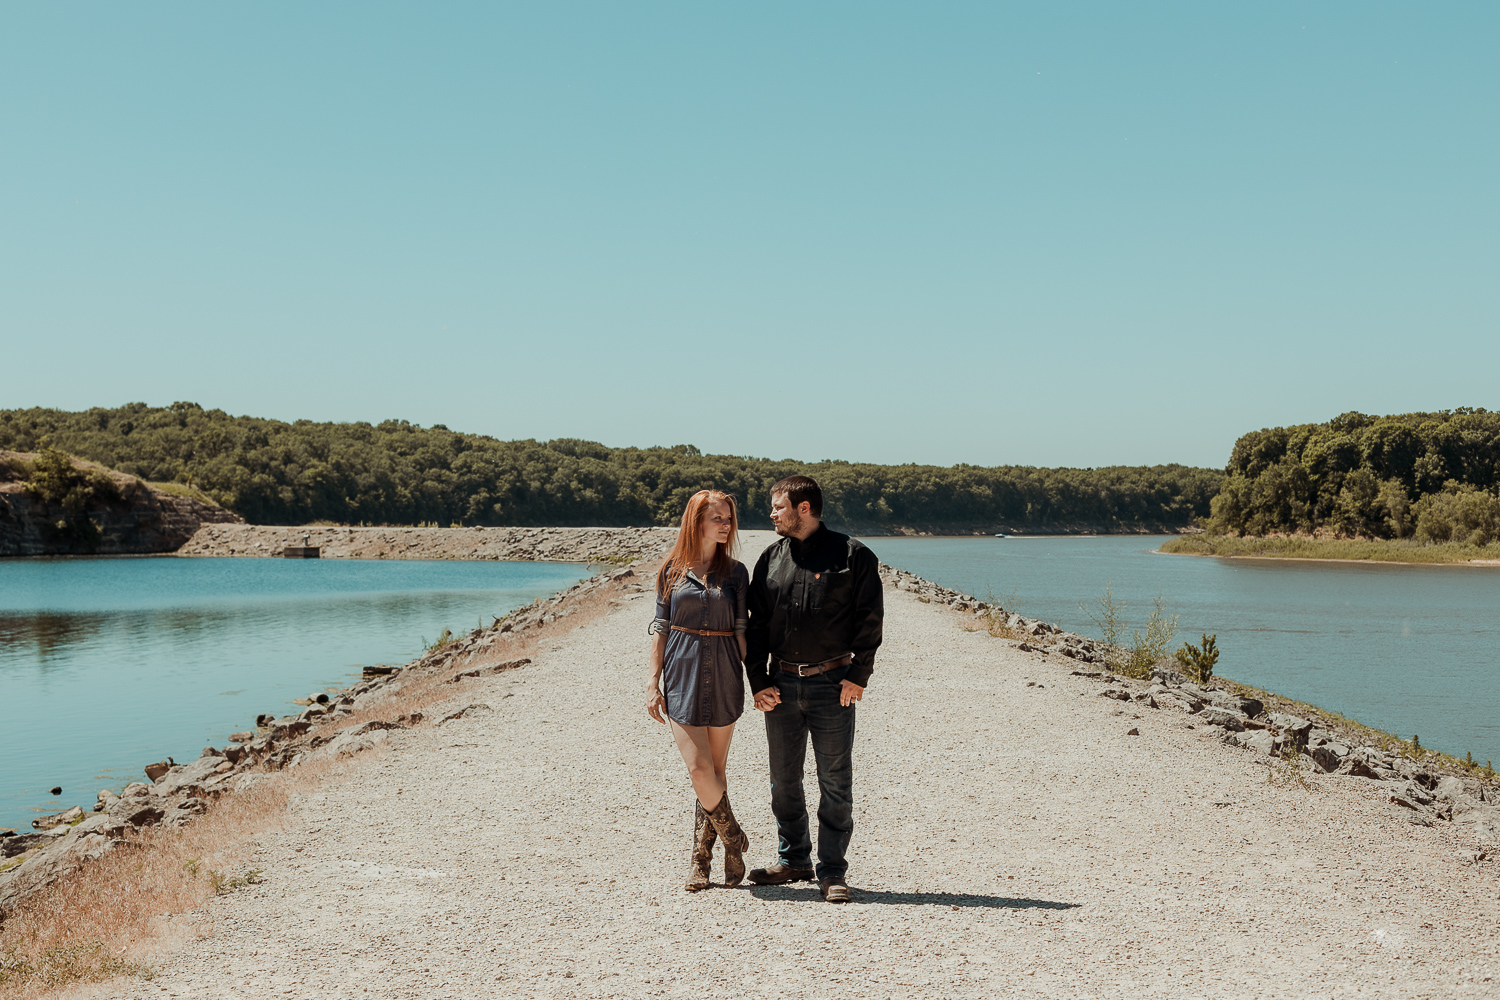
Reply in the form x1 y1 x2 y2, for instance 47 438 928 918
864 535 1500 767
0 557 586 831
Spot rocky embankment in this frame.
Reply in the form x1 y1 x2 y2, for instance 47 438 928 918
0 452 241 557
882 563 1500 851
177 523 676 563
0 563 648 916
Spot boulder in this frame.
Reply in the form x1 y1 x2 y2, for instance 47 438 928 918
143 760 173 782
1309 745 1343 773
308 727 391 762
1207 691 1264 718
1268 713 1313 738
1099 688 1132 702
1197 706 1247 732
156 755 227 798
1231 729 1276 754
228 731 254 743
32 805 84 831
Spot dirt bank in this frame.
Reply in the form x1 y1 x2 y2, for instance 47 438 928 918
177 524 676 564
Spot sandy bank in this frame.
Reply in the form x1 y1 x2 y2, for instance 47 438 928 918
177 524 676 564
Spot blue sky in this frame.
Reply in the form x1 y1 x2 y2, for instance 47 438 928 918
3 3 1495 468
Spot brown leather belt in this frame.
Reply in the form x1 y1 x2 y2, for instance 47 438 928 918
671 626 737 637
775 654 853 677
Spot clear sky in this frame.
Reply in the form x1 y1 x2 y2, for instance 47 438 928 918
3 3 1496 469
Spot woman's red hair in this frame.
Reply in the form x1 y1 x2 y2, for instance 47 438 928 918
657 490 739 594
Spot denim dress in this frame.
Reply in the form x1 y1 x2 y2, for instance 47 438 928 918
650 562 750 727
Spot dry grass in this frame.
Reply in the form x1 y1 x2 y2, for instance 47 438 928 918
0 569 644 999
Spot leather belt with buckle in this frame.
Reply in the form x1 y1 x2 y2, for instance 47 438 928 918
775 654 853 677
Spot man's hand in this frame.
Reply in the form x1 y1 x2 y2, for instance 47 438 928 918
839 680 864 707
646 684 667 724
754 686 782 712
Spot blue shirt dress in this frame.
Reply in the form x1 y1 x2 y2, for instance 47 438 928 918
650 562 750 727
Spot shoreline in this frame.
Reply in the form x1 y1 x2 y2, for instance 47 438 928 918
1160 533 1500 566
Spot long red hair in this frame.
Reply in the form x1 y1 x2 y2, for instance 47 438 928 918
657 490 739 594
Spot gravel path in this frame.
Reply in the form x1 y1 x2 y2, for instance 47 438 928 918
82 531 1499 999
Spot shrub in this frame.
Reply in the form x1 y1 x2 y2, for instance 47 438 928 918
1173 633 1220 683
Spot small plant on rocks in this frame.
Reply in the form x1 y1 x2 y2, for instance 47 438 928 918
1174 633 1220 683
1266 737 1312 791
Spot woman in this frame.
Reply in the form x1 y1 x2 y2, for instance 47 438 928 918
646 489 752 891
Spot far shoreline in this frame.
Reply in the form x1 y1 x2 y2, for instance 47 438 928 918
1160 533 1500 567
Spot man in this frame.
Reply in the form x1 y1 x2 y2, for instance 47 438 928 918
745 475 883 903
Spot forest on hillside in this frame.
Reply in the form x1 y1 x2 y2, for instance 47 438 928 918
1207 409 1500 544
0 403 1220 531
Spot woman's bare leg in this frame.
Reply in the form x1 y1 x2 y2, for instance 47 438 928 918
708 724 735 788
670 721 726 811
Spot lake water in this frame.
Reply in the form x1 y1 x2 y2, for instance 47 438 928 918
863 535 1500 767
0 557 586 832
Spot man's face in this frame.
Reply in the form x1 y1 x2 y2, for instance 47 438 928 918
769 493 804 537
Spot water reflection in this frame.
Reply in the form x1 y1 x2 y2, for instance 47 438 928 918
0 556 588 830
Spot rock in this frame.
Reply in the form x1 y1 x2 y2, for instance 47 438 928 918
439 704 495 724
1151 665 1191 687
1207 691 1264 718
308 692 330 704
157 755 229 799
362 665 400 678
1197 706 1248 732
450 658 533 682
228 731 254 743
32 805 84 831
273 720 312 740
224 744 248 765
49 786 62 795
256 713 277 727
1131 693 1158 709
1099 688 1132 702
2 833 49 858
1267 713 1313 742
1231 729 1276 754
309 726 391 762
1309 745 1343 773
144 760 172 782
1337 758 1382 780
201 746 224 758
1015 642 1035 652
1125 728 1140 736
162 797 209 829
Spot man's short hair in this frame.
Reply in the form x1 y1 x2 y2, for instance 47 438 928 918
771 475 823 518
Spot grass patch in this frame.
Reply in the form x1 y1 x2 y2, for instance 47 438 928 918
1161 534 1500 564
145 481 224 507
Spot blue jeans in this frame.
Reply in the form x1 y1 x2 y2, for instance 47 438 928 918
763 668 856 881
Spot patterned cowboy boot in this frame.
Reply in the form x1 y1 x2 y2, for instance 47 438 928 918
685 800 717 892
706 790 749 887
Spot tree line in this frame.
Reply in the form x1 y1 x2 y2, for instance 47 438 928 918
0 403 1220 531
1208 409 1500 544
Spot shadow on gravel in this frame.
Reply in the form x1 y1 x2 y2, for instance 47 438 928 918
746 886 1079 909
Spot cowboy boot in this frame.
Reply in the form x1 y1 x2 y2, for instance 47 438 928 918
685 800 717 892
706 790 749 887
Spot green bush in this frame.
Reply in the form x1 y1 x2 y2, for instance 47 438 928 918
1173 633 1220 683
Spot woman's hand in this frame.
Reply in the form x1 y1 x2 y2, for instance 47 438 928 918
646 683 667 724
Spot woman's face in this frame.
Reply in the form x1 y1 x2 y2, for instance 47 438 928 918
702 499 733 547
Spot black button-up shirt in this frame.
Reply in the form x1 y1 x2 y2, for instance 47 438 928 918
745 524 883 692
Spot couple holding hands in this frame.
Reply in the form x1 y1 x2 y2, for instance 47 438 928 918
646 476 884 903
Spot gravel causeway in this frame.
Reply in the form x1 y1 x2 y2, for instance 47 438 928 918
77 531 1500 999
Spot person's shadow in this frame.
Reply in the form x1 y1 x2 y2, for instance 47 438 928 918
745 885 1078 909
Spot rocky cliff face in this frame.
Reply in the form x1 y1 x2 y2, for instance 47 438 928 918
0 453 242 557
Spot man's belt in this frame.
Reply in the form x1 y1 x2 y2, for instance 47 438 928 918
775 654 853 677
671 626 737 637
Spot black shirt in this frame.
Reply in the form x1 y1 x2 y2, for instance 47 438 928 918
745 524 884 692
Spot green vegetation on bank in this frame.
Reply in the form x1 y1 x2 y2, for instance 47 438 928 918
1206 409 1500 543
0 403 1221 530
1161 534 1500 564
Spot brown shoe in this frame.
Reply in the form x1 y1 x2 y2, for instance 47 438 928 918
819 877 850 903
684 801 717 892
705 791 749 887
747 863 816 885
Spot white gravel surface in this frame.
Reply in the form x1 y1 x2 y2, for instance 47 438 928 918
81 531 1499 999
